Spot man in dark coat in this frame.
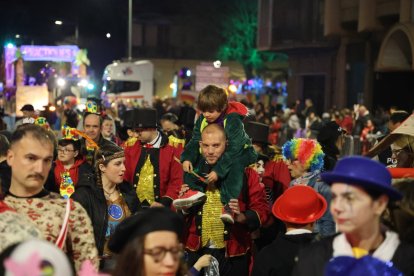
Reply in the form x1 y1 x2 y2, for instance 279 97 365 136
252 186 325 276
317 121 346 171
80 101 116 167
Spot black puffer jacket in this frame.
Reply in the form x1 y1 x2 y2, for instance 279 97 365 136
71 174 139 256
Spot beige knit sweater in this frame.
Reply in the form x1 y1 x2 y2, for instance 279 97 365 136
4 192 99 271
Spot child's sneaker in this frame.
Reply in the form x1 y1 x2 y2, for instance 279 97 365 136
220 205 235 224
173 190 206 210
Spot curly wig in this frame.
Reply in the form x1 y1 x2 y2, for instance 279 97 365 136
282 138 325 172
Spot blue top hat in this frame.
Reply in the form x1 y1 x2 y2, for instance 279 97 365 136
321 156 402 201
325 255 402 276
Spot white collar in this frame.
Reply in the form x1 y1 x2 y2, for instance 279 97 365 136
285 229 313 235
147 131 162 148
332 231 400 261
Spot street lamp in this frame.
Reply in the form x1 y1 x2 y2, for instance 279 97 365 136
128 0 132 59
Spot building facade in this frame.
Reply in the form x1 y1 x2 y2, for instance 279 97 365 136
258 0 414 112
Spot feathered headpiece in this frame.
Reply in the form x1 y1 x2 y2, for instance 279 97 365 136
60 125 99 149
282 138 324 172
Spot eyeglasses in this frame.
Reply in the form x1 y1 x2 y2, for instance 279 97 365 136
57 148 75 154
144 244 183 263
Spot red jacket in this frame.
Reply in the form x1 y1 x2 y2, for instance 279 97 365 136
123 134 183 206
262 159 291 199
54 158 89 187
184 167 269 257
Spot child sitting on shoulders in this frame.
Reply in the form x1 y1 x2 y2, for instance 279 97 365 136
173 85 257 224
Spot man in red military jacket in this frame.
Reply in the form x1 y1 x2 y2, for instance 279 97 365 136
244 121 291 250
182 124 269 276
123 108 182 208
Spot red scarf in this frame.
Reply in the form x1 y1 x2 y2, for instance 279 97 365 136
54 158 85 188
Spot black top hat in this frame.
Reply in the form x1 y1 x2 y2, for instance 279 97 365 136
20 104 34 112
317 121 346 143
244 121 269 145
108 208 183 253
124 108 158 129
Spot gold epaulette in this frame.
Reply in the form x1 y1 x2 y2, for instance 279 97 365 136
124 137 138 148
269 145 284 162
168 135 186 148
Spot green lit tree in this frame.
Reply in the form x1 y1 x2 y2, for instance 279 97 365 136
217 0 286 79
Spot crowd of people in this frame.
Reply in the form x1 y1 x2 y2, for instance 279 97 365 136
0 84 413 275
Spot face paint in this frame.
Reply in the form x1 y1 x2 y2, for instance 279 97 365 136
331 183 382 235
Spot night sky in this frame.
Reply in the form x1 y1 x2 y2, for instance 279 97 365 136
0 0 234 79
1 0 130 79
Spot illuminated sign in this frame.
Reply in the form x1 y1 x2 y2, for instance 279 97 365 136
20 45 79 62
4 45 80 87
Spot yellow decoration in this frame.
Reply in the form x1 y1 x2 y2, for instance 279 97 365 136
136 156 155 204
59 171 75 199
201 188 225 249
61 125 80 140
124 137 138 148
268 145 284 162
200 118 209 133
85 101 99 114
168 135 185 148
352 247 369 258
34 117 50 130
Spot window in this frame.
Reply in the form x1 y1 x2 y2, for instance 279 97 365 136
106 80 140 93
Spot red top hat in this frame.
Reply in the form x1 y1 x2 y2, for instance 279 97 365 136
272 185 327 224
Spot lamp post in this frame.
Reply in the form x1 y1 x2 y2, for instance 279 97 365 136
128 0 132 60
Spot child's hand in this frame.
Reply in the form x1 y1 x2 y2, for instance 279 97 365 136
229 199 247 223
228 199 240 215
193 254 212 271
183 161 193 172
205 171 218 183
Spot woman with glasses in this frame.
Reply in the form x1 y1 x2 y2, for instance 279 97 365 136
71 143 139 272
109 207 187 276
50 126 93 198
